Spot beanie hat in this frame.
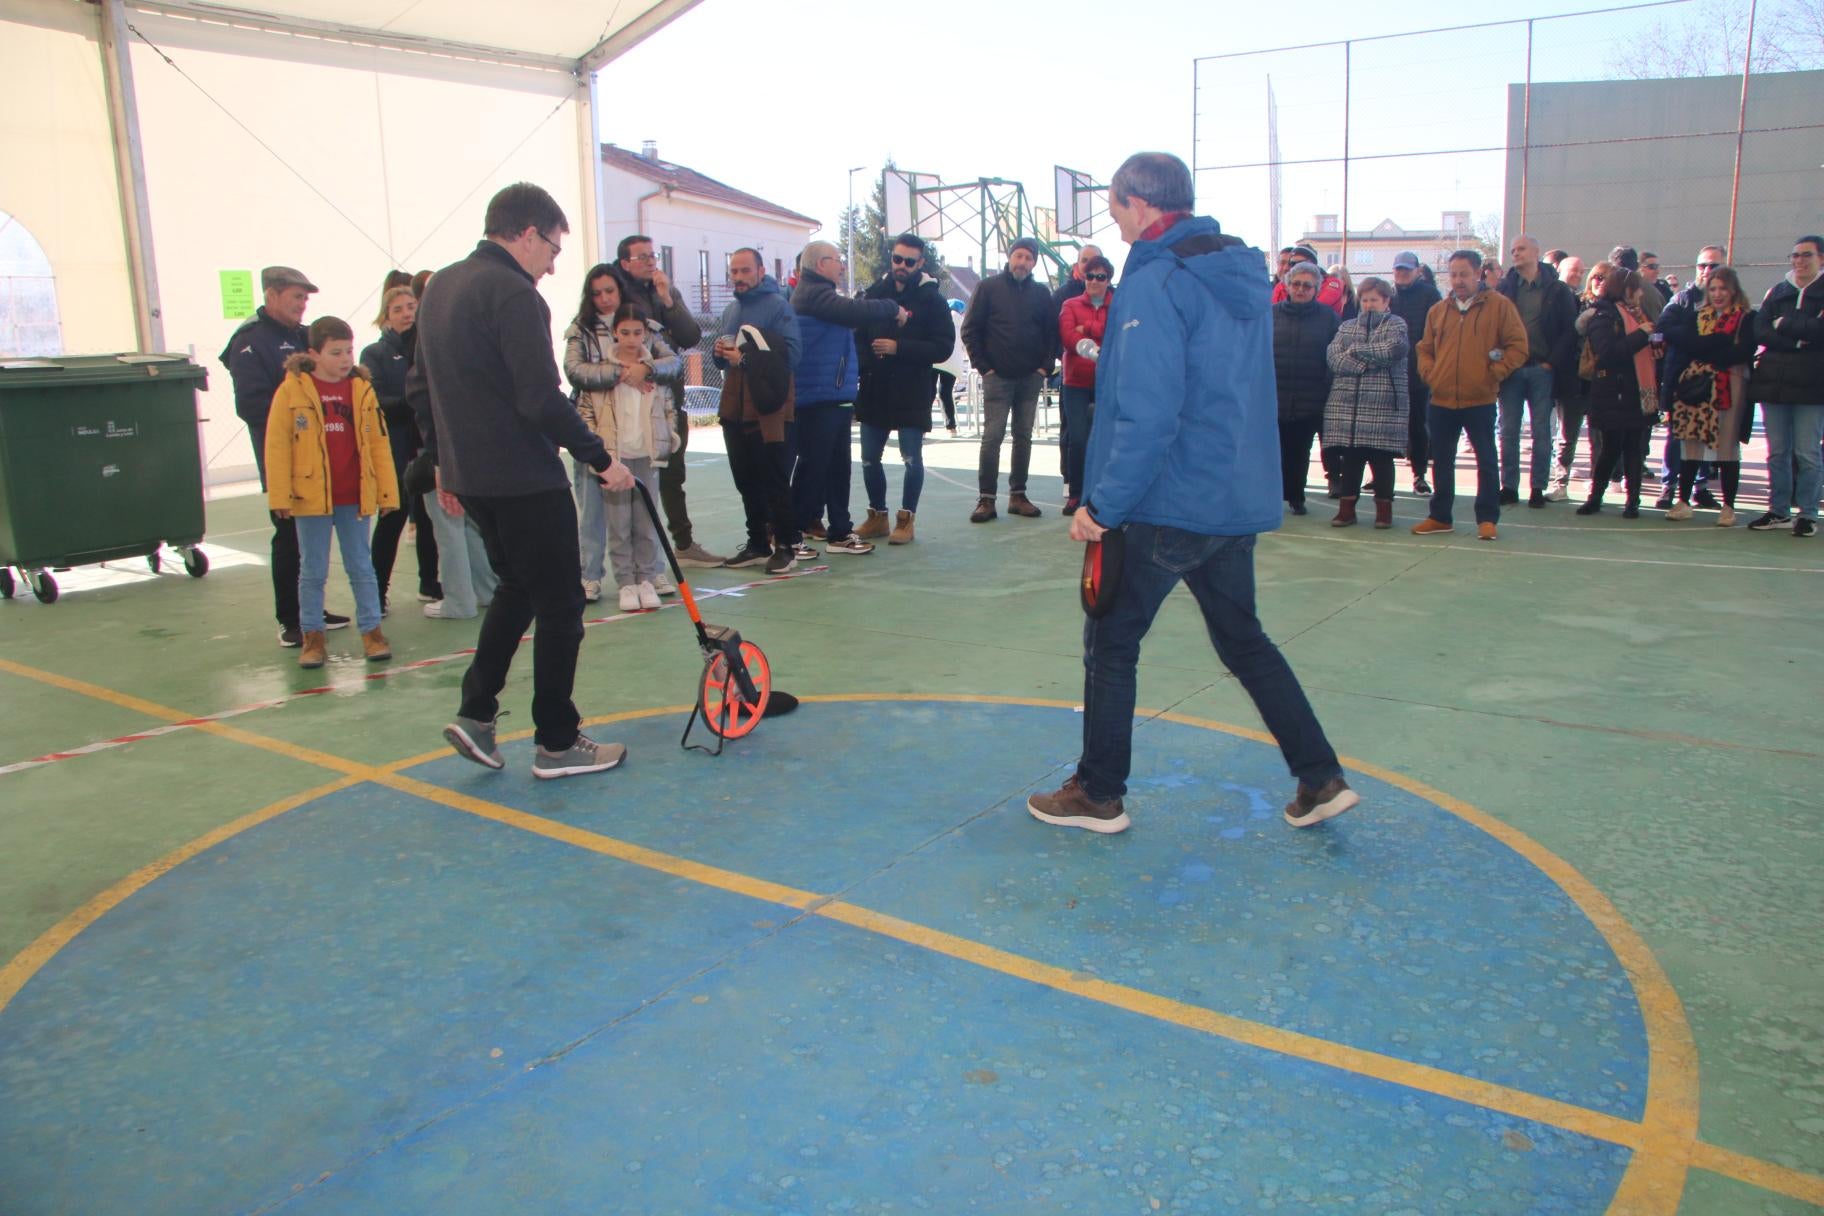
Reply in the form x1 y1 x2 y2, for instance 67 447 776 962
1008 237 1041 259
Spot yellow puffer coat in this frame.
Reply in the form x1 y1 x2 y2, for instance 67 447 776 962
265 354 400 516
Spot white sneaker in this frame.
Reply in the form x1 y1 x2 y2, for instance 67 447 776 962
652 572 677 596
617 584 641 611
1544 482 1568 502
582 579 602 602
637 581 661 610
1666 501 1694 521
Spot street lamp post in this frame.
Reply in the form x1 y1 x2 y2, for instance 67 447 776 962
846 165 866 294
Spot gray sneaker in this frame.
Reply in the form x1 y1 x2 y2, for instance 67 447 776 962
444 714 505 770
675 542 727 568
532 734 627 780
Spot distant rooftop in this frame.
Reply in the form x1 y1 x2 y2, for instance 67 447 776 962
602 142 818 228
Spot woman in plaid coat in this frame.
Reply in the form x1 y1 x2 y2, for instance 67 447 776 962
1323 276 1410 528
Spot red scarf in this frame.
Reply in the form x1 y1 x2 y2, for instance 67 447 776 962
1694 305 1744 410
1138 212 1192 243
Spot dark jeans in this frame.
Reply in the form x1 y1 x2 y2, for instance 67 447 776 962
249 419 300 628
1426 402 1501 526
368 408 439 600
658 398 694 548
936 371 957 429
1278 417 1320 504
1590 425 1646 502
791 404 856 540
1407 379 1431 478
1077 526 1342 802
725 423 796 551
977 371 1042 495
1337 447 1396 500
457 487 587 752
1060 384 1094 497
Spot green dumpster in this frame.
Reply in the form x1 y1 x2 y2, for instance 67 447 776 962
0 354 211 603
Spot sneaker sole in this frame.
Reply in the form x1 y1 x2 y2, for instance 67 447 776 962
677 558 725 568
443 724 505 770
323 618 351 631
533 750 627 779
1027 796 1131 834
1284 787 1360 828
722 557 768 568
825 545 874 555
766 559 797 575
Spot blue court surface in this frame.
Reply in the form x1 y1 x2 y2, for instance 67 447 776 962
0 701 1663 1213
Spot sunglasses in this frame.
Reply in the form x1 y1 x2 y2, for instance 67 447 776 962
1084 272 1110 282
891 254 921 266
1697 261 1721 270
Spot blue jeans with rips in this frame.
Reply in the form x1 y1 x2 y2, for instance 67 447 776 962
1076 525 1342 802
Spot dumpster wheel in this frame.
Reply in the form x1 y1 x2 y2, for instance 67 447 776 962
181 547 209 578
28 570 58 604
0 567 13 598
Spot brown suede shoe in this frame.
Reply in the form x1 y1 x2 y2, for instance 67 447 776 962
888 510 915 545
1007 493 1043 518
1411 517 1454 535
1028 776 1130 834
855 508 890 540
969 497 997 523
298 630 328 669
362 628 392 662
803 522 827 540
1477 522 1498 542
1284 776 1358 828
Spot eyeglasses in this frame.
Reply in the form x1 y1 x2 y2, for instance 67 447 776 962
623 252 657 263
1794 251 1820 260
537 231 562 258
1288 281 1317 291
890 254 921 267
1084 273 1110 282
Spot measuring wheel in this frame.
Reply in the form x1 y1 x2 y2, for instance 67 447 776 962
697 641 771 739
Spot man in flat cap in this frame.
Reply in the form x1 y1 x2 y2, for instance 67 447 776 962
222 265 349 646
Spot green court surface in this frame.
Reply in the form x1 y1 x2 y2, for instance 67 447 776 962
0 433 1819 1214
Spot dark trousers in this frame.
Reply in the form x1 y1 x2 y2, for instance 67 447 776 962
1426 402 1501 526
368 408 439 601
657 398 694 549
1060 385 1094 497
977 371 1041 496
791 404 856 540
1277 417 1323 504
725 423 796 552
249 420 301 628
1407 380 1431 477
1589 426 1646 503
936 372 957 429
1338 447 1397 500
457 487 587 752
1077 526 1342 801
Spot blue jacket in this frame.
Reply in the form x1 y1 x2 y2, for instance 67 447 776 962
220 307 307 429
790 268 899 406
714 276 802 371
1082 215 1281 536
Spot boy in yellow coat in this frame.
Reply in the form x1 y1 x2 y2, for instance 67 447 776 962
266 316 400 668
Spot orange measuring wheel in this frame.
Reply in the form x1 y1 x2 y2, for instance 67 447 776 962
697 641 771 739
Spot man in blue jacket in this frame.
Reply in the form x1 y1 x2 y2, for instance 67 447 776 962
1027 152 1357 836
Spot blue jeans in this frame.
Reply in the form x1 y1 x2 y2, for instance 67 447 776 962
423 492 497 618
1427 402 1501 526
1763 403 1824 519
791 404 857 539
1497 364 1556 493
572 456 607 583
860 422 925 513
1077 526 1342 802
1060 384 1094 497
295 505 382 634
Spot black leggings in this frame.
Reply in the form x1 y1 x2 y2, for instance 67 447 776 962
936 372 957 429
1679 459 1739 505
1590 426 1645 501
1337 447 1396 501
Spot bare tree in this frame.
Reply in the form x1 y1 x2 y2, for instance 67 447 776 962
1620 0 1824 78
1470 213 1504 263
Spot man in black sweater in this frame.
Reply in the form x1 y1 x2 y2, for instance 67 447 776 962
408 182 636 780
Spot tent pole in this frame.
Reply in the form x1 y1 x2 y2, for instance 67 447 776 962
99 0 164 351
576 67 604 269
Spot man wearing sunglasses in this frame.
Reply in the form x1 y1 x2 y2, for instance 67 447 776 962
962 236 1061 522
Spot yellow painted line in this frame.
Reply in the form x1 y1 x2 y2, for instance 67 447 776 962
2 668 1819 1210
0 776 361 1012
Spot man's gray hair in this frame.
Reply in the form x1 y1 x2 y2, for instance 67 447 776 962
1285 262 1324 286
1110 152 1194 212
800 240 841 273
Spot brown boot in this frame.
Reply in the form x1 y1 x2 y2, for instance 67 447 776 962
888 510 915 545
298 630 328 669
362 628 392 662
855 508 890 540
1007 493 1043 518
969 496 997 523
1330 496 1358 527
1373 499 1393 529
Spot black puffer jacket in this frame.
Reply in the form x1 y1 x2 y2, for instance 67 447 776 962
1585 301 1653 431
1390 278 1441 397
1273 298 1339 421
1751 275 1824 404
855 271 955 431
961 268 1059 377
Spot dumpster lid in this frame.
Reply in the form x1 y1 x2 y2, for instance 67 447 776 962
0 354 208 388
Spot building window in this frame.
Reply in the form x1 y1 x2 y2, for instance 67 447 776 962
697 249 710 312
0 210 63 357
660 245 674 278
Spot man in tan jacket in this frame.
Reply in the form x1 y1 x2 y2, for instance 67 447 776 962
1414 249 1528 540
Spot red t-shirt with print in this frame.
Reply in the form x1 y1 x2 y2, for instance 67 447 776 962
312 376 361 507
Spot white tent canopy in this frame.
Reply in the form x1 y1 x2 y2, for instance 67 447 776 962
0 0 699 482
